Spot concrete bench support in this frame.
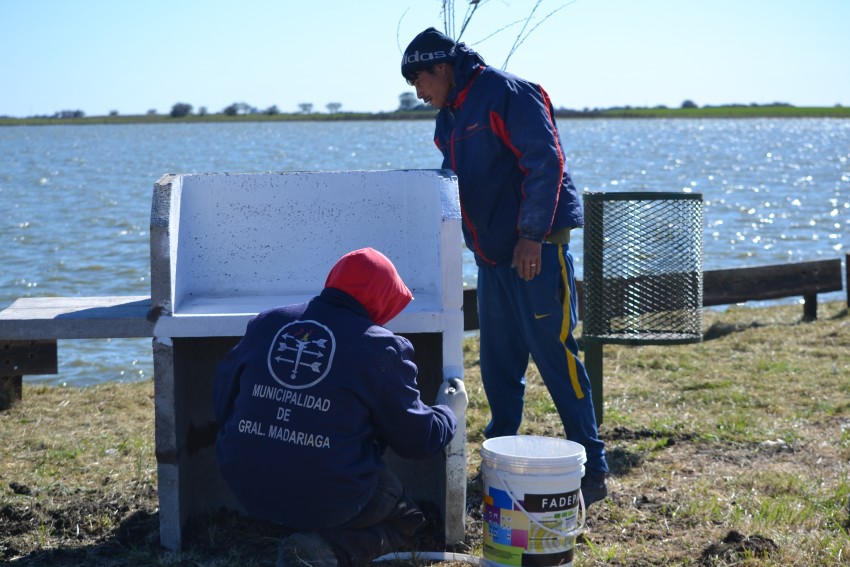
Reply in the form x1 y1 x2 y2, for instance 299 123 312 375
150 170 465 550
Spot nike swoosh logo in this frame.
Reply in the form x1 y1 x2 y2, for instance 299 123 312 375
534 313 550 319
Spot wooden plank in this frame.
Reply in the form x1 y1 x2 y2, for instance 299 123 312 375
1 340 58 374
0 296 154 340
460 259 844 329
0 340 58 408
703 259 842 306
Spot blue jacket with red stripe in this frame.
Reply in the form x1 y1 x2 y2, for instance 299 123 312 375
434 45 583 267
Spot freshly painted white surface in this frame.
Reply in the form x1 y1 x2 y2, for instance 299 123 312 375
150 169 467 548
151 169 462 335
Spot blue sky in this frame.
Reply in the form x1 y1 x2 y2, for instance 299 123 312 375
2 0 848 117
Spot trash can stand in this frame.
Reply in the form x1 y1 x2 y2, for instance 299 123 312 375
581 191 704 424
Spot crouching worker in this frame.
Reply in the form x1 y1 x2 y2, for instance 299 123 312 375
213 247 467 567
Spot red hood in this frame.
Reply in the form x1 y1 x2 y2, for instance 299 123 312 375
324 248 413 325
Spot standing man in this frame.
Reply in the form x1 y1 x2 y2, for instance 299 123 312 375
213 247 468 567
401 28 609 505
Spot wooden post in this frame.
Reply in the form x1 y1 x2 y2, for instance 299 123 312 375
803 293 818 321
0 376 22 410
584 339 604 426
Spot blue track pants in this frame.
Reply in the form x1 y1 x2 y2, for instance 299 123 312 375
477 242 608 474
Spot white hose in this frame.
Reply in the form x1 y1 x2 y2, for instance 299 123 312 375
372 551 483 565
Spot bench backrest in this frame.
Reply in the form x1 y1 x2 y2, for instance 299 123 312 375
150 170 461 332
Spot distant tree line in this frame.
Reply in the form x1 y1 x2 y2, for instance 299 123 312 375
570 100 803 114
9 98 842 121
52 110 86 119
165 101 347 118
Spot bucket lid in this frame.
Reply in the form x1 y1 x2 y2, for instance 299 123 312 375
481 435 586 474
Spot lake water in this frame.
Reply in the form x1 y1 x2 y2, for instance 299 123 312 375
1 119 848 386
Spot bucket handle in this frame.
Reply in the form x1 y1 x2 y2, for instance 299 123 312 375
496 471 586 541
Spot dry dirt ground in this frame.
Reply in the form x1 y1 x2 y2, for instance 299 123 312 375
4 420 842 566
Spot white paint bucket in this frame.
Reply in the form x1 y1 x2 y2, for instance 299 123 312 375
480 436 586 567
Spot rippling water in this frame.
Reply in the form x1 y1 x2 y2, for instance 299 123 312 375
1 119 847 386
571 119 848 264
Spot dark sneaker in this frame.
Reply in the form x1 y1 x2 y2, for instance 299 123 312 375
581 471 608 508
277 532 339 567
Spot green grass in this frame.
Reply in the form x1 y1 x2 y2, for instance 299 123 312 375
597 105 850 119
1 301 849 565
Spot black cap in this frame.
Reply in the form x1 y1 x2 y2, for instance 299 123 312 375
401 27 456 80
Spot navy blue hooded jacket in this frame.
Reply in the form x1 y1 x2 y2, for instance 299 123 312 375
434 44 584 267
213 248 457 529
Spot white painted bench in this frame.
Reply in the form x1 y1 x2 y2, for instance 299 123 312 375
149 170 465 550
0 169 466 552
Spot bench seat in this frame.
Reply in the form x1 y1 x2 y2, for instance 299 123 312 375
158 292 454 337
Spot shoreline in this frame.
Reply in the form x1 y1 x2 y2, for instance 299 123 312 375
2 105 849 126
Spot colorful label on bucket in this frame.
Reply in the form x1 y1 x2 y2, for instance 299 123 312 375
483 486 579 567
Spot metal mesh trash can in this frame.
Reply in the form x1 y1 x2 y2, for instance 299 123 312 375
581 191 703 423
583 191 704 344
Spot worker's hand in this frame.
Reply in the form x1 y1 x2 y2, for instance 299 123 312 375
511 238 542 281
435 378 468 418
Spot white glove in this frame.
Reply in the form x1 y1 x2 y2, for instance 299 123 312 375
435 378 468 418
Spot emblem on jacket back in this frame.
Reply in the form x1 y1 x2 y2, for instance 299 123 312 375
267 320 336 389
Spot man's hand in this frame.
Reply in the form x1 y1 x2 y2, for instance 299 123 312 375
511 238 542 281
435 378 468 418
